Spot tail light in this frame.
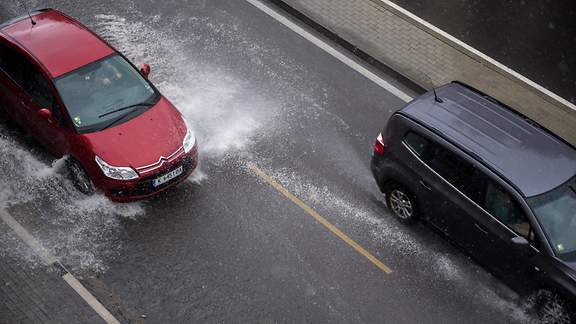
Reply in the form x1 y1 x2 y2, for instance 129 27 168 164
374 133 386 155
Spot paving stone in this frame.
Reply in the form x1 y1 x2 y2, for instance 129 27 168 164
0 256 103 324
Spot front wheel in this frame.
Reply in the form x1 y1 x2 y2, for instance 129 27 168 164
385 184 418 224
528 290 574 324
66 158 95 195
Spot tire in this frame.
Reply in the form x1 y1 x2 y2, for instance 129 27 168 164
385 184 418 224
529 290 574 324
66 158 95 195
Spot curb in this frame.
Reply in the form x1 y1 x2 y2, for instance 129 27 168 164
266 0 425 95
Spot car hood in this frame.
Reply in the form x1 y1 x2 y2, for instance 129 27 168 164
83 97 186 170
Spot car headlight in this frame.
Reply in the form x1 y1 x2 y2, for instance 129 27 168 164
95 155 139 180
182 117 196 153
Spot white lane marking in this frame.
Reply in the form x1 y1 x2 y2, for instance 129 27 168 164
0 209 121 324
0 210 57 265
63 273 121 324
244 0 414 103
375 0 576 111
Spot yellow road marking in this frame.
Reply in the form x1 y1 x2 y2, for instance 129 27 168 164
247 163 393 274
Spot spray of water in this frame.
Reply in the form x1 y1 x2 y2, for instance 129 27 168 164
264 166 532 322
0 9 286 272
0 131 144 272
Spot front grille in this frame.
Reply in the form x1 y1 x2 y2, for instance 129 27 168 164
113 157 195 197
135 147 185 175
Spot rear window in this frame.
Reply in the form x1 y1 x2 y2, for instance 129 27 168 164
403 131 475 192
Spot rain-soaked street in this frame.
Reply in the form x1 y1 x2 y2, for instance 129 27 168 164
0 1 555 323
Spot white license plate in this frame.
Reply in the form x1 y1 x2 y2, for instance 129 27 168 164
152 166 183 187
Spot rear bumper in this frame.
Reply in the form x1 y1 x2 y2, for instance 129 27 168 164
370 154 389 193
99 146 199 202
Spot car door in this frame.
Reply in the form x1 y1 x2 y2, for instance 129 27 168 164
421 142 480 238
0 41 68 155
397 131 443 222
401 129 479 238
463 172 542 288
0 39 28 125
19 59 69 155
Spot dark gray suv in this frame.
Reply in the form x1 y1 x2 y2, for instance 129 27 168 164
371 82 575 321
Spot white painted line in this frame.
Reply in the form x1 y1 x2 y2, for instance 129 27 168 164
244 0 414 103
0 208 121 324
63 273 121 324
374 0 576 112
0 209 57 265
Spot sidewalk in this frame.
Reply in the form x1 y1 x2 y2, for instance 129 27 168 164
0 255 103 324
272 0 576 146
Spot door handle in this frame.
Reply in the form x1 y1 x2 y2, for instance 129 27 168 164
419 180 432 191
475 223 489 234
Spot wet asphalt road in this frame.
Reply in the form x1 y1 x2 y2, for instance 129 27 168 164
0 1 532 323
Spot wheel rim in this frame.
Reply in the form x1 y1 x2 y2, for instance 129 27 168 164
389 189 413 219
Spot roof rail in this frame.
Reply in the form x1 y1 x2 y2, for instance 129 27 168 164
450 80 576 150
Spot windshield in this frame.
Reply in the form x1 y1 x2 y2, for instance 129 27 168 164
528 178 576 258
55 54 159 133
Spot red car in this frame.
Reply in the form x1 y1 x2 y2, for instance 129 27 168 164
0 9 198 201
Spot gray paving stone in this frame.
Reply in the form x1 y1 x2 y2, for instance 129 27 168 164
0 256 103 324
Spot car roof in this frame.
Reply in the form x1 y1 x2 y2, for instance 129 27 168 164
400 82 576 197
0 9 114 78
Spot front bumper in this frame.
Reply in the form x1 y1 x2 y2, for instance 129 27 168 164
100 145 199 202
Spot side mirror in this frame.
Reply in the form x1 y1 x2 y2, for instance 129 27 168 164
37 108 53 123
511 236 529 246
140 64 151 78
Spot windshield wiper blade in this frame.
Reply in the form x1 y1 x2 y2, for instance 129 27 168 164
99 111 134 131
98 102 154 118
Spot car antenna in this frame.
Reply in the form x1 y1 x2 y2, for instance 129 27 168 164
423 72 443 103
432 87 443 103
24 3 36 26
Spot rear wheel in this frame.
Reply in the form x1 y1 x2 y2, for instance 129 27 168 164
67 158 95 195
385 184 418 224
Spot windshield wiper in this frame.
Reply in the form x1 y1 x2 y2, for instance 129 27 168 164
99 103 152 131
99 111 135 131
98 102 154 118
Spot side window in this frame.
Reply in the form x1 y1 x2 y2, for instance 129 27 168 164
0 42 53 108
0 41 25 86
481 179 532 239
427 145 476 192
403 132 430 157
404 132 480 200
24 65 54 108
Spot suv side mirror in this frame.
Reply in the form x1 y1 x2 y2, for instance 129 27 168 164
37 108 53 123
140 64 151 78
511 236 529 246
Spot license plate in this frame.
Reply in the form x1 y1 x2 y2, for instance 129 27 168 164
152 166 183 187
